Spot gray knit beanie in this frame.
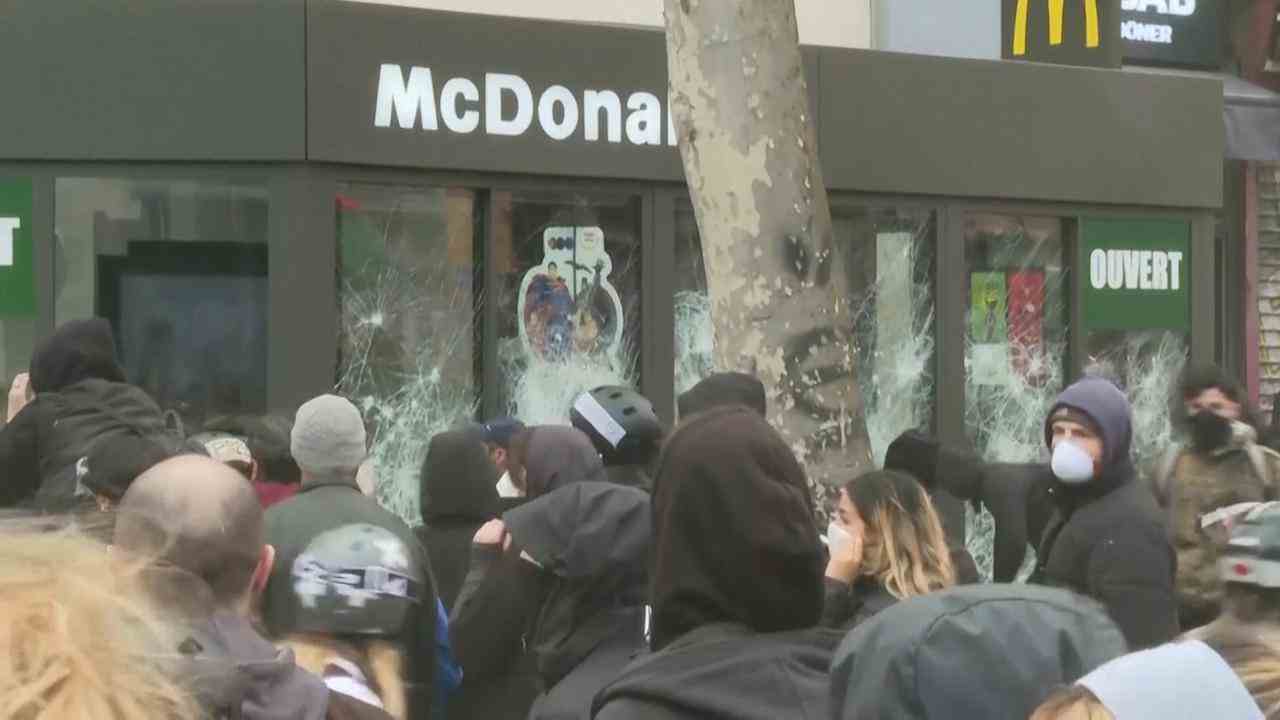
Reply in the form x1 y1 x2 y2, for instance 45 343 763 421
291 394 367 477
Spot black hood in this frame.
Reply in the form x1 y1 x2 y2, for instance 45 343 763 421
505 481 651 687
30 318 126 393
593 624 842 720
523 426 606 499
650 405 823 651
420 426 500 524
830 584 1128 720
505 481 650 580
677 372 767 419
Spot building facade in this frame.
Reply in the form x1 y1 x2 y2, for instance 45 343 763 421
0 0 1225 521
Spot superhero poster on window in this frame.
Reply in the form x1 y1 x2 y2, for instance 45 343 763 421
517 227 624 362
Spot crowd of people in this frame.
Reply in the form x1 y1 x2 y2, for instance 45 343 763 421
4 318 1280 718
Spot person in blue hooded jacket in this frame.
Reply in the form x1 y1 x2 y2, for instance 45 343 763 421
1031 376 1179 649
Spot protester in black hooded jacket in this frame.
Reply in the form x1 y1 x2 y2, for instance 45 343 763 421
448 426 608 720
416 426 502 611
0 318 168 510
1031 376 1179 649
593 406 843 720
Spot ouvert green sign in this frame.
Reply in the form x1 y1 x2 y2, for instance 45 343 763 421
0 179 35 317
1081 217 1190 330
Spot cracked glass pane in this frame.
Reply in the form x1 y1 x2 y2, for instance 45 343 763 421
673 205 937 459
963 214 1070 580
1086 329 1189 471
493 191 641 424
336 184 478 525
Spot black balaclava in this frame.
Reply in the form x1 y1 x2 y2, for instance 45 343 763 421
30 318 126 394
419 426 501 524
650 405 823 651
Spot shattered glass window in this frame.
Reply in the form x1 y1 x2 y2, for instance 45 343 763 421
1085 329 1188 470
673 207 714 402
55 178 269 433
964 214 1070 463
493 191 641 424
336 184 479 524
672 203 937 460
833 208 937 464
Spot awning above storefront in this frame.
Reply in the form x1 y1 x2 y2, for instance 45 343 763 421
1224 74 1280 162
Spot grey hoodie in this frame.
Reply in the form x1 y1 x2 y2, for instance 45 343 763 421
184 613 329 720
830 584 1127 720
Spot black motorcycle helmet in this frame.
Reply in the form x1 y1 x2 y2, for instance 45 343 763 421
570 386 663 467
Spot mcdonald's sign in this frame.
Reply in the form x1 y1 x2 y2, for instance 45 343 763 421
1002 0 1121 68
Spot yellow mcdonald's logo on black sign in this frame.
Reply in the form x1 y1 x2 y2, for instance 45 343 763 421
1012 0 1101 55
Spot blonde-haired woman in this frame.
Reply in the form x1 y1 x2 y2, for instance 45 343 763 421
0 524 200 719
822 469 956 630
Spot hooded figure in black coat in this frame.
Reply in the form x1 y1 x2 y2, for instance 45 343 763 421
593 406 841 720
676 372 767 419
448 426 607 720
1031 376 1179 649
0 318 168 510
416 426 502 611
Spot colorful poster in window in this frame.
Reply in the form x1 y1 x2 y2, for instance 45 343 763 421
970 271 1010 387
517 226 624 361
1008 270 1046 383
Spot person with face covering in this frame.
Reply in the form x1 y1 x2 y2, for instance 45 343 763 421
831 584 1128 720
592 405 842 720
416 426 502 612
1032 376 1179 649
448 426 613 720
0 318 170 510
1148 364 1280 630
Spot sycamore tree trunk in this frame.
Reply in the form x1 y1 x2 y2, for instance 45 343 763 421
663 0 874 491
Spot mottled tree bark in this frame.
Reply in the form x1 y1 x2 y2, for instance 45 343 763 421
663 0 874 489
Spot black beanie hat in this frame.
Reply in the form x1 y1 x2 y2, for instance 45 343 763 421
677 372 768 419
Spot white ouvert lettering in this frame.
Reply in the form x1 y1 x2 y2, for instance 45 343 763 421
584 90 622 143
1090 249 1108 290
1168 251 1183 291
486 73 534 136
1152 251 1169 290
441 77 480 133
1107 250 1125 290
0 217 19 267
1139 250 1154 289
538 85 579 140
625 92 662 145
375 64 439 130
1123 250 1141 289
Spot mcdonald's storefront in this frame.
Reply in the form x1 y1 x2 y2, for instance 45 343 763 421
0 0 1224 519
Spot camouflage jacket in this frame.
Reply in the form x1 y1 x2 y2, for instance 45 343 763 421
1151 423 1280 615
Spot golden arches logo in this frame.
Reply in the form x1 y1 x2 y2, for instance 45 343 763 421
1012 0 1101 56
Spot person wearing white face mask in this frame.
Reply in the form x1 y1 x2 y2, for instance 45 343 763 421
1031 376 1179 649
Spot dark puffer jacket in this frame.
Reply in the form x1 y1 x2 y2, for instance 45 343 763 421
1032 377 1179 649
0 319 167 510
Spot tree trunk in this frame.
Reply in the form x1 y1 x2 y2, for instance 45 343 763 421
663 0 874 490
